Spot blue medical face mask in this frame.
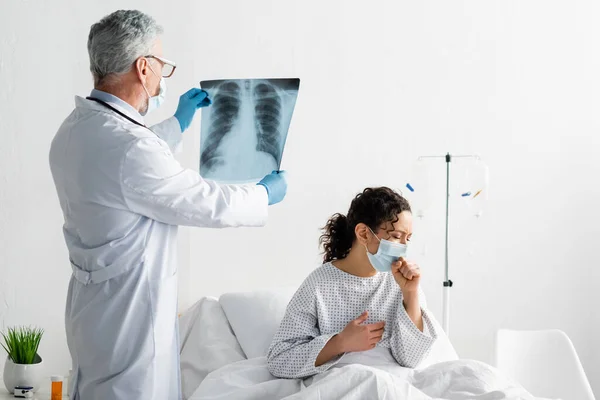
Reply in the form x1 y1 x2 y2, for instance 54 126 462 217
365 227 408 273
141 65 167 116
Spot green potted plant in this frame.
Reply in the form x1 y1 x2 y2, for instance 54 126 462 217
1 326 44 393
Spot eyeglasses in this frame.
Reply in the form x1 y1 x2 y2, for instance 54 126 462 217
144 55 177 78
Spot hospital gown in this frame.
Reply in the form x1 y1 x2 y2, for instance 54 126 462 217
267 262 438 379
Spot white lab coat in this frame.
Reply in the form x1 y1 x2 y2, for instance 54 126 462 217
49 95 269 400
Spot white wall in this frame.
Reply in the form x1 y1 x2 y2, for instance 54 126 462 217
1 0 598 396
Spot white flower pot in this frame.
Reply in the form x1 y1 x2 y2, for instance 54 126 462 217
3 354 43 393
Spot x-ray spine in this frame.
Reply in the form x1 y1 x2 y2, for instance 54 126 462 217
199 78 300 183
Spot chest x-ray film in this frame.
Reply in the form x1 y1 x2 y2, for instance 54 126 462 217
199 78 300 183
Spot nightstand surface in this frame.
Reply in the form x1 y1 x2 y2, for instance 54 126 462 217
0 390 67 399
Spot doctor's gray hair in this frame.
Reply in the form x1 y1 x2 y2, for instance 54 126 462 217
88 10 163 86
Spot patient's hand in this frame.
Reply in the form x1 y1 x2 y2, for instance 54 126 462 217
392 257 421 294
315 312 385 366
338 311 385 352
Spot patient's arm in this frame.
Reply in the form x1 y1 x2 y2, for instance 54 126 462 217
389 287 438 368
266 279 344 379
403 292 424 332
315 334 345 366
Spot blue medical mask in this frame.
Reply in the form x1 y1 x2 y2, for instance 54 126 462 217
365 228 408 273
141 66 167 116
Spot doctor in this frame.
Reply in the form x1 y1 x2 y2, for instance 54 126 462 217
49 9 287 400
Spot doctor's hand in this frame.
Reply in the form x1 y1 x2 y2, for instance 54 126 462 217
392 258 421 294
257 170 288 205
337 312 385 352
174 88 212 132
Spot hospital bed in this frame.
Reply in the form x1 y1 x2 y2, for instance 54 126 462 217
178 288 559 400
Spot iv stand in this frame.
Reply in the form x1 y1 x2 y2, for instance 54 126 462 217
417 153 480 336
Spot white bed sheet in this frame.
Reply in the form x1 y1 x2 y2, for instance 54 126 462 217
179 292 557 400
190 356 558 400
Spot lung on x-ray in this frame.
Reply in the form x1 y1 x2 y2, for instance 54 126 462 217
199 78 300 183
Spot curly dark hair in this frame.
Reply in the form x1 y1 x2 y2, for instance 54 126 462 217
319 187 411 263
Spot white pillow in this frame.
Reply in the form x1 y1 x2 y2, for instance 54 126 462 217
179 297 246 400
219 287 297 359
419 315 459 368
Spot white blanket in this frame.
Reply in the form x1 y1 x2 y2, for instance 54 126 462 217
191 356 556 400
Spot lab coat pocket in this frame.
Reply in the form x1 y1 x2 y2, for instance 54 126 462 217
148 271 178 359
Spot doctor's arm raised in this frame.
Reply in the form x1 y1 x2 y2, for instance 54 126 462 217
120 136 282 228
150 117 182 154
150 88 212 154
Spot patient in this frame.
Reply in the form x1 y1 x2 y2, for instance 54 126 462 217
267 187 439 379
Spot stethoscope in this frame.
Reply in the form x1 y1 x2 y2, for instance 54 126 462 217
86 97 147 128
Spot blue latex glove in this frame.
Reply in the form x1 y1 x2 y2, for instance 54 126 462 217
174 88 212 132
257 170 288 205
